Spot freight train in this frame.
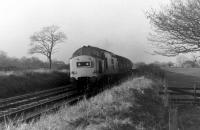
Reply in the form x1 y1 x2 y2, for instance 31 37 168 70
70 45 133 82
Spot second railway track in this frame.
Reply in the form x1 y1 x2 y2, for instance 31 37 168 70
0 84 80 122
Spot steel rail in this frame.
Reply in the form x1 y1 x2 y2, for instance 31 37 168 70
19 95 83 123
0 90 77 119
0 84 73 104
0 85 75 110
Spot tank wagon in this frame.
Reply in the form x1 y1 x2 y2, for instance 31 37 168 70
70 45 133 82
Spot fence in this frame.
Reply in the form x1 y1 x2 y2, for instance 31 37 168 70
159 81 200 130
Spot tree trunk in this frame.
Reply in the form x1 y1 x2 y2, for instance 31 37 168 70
48 56 52 69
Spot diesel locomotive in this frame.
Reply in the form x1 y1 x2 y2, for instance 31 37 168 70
70 45 133 82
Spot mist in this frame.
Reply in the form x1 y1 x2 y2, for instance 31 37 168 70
0 0 173 63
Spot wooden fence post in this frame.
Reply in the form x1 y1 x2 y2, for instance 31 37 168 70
169 106 178 130
163 80 169 107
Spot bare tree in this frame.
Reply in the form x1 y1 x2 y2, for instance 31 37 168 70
29 25 66 69
146 0 200 56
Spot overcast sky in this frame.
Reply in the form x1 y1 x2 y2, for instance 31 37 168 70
0 0 174 63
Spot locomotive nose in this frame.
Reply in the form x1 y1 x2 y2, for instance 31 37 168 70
70 55 96 80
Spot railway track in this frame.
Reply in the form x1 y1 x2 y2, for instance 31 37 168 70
0 84 81 123
0 74 131 124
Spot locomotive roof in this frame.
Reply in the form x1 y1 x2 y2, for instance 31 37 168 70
71 45 114 59
71 45 132 64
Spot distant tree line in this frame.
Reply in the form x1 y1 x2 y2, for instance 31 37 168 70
176 55 200 68
135 57 200 68
0 51 69 71
135 61 174 68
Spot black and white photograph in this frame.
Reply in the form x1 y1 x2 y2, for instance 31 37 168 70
0 0 199 129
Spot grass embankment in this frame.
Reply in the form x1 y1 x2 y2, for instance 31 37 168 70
0 70 70 98
4 76 167 130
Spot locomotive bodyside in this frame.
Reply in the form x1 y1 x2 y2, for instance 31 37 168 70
116 55 133 73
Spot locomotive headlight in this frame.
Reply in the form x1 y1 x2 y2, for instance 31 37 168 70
71 71 77 75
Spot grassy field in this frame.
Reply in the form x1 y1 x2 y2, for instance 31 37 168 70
163 67 200 88
1 76 167 130
165 67 200 78
0 70 70 98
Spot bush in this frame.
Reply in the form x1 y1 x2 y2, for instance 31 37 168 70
136 64 165 80
0 71 70 98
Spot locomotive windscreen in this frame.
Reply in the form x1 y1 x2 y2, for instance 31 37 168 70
77 62 91 67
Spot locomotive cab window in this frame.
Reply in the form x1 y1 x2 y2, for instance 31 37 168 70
77 62 91 67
